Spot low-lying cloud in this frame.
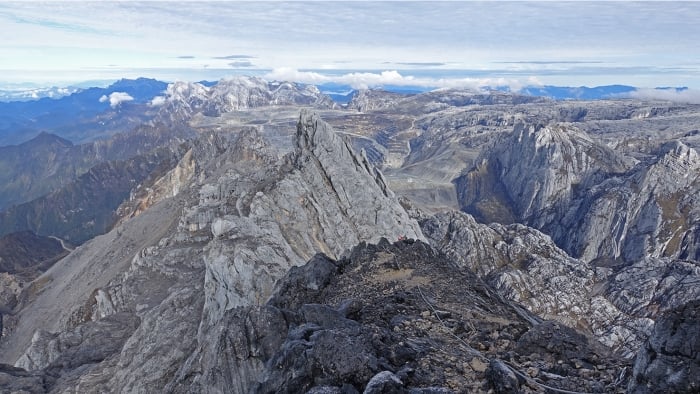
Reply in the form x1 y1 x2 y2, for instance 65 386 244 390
625 88 700 104
99 91 134 107
149 95 167 106
264 68 540 91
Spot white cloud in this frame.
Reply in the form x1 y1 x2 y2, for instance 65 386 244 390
626 89 700 104
2 2 699 88
149 95 166 107
99 91 134 108
264 68 532 91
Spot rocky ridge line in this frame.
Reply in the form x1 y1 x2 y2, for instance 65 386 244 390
1 111 423 392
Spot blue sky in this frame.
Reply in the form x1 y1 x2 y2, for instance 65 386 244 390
1 1 699 90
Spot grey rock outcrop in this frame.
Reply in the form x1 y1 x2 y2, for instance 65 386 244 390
4 86 700 393
0 363 44 394
347 89 407 112
17 312 140 391
0 111 423 392
251 239 629 393
420 209 700 356
455 122 700 264
628 299 700 393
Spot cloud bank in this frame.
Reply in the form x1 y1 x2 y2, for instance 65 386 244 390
264 68 542 91
99 91 134 107
2 2 699 88
626 88 700 104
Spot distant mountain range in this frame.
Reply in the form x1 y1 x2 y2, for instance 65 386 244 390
324 84 690 102
0 78 167 146
0 77 692 146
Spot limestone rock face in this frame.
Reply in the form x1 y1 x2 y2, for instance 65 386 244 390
0 111 423 392
16 313 140 380
628 299 700 393
420 210 700 356
455 122 700 264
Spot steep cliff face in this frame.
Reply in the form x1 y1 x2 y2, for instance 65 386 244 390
0 111 423 392
3 87 700 392
455 122 700 264
456 122 632 225
0 146 185 244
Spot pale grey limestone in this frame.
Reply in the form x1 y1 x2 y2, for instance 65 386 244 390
1 110 423 392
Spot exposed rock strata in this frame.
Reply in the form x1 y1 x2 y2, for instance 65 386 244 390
455 122 700 263
2 87 700 393
420 210 700 356
0 111 422 392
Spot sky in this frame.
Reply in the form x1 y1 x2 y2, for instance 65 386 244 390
1 1 699 92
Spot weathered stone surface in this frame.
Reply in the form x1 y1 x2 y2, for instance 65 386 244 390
420 209 700 357
253 239 628 393
628 299 700 393
363 371 404 394
455 122 700 264
0 111 423 392
3 87 699 393
0 363 44 394
485 360 519 394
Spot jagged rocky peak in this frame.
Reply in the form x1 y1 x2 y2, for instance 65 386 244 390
169 112 423 384
230 127 274 163
650 140 700 186
166 80 211 99
296 110 398 200
0 110 425 392
267 80 334 106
